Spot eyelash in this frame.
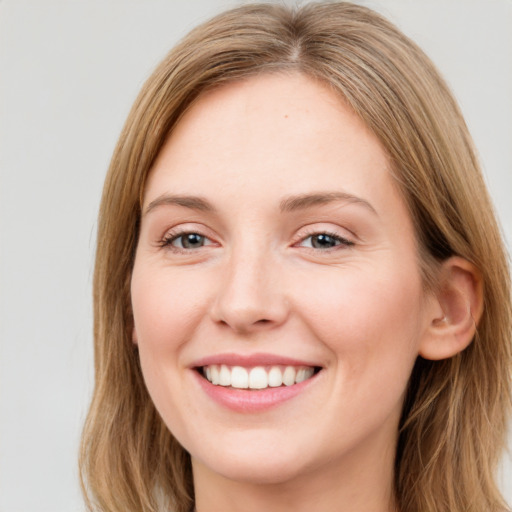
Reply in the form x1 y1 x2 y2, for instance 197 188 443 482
158 229 215 253
158 228 355 253
295 230 355 251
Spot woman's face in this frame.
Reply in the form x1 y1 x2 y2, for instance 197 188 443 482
131 73 434 486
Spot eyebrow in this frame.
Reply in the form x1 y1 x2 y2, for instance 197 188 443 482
144 194 216 216
279 192 377 215
143 191 377 216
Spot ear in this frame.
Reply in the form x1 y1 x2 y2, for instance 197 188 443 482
132 326 138 345
419 256 483 361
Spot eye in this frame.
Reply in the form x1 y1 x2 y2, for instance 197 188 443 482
162 231 214 250
298 232 354 250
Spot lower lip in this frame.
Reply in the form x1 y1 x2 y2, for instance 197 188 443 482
193 370 320 412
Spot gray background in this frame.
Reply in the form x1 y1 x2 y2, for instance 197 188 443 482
1 1 511 511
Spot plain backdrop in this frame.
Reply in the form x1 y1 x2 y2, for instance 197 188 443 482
1 1 511 511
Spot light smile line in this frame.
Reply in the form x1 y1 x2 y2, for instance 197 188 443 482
201 364 318 390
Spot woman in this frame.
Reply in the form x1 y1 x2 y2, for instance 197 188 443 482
80 2 512 512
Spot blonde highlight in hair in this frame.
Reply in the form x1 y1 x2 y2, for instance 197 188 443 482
80 3 512 511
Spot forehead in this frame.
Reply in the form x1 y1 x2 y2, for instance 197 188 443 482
144 72 405 221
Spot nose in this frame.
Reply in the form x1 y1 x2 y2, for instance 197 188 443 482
209 248 289 334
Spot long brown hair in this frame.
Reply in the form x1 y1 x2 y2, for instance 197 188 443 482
80 3 512 511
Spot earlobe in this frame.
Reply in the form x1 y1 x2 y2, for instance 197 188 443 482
419 257 483 361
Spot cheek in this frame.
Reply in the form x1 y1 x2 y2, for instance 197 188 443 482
295 262 424 386
131 265 211 349
130 265 212 437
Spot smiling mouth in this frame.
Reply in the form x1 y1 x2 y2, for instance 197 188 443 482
199 364 321 390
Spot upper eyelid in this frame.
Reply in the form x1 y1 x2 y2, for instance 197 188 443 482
155 224 219 250
163 230 215 243
160 223 216 238
293 224 356 242
295 233 355 250
157 232 218 255
155 222 357 245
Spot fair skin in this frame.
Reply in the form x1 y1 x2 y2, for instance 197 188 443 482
131 73 480 512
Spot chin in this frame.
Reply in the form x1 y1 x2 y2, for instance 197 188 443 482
197 457 307 486
190 436 315 486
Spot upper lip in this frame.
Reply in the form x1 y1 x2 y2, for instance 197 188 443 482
190 352 322 369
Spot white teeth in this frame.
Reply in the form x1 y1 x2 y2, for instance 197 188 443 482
210 365 220 385
249 367 268 389
296 367 314 383
202 364 316 389
219 365 231 386
268 366 283 387
282 366 296 386
231 366 249 389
